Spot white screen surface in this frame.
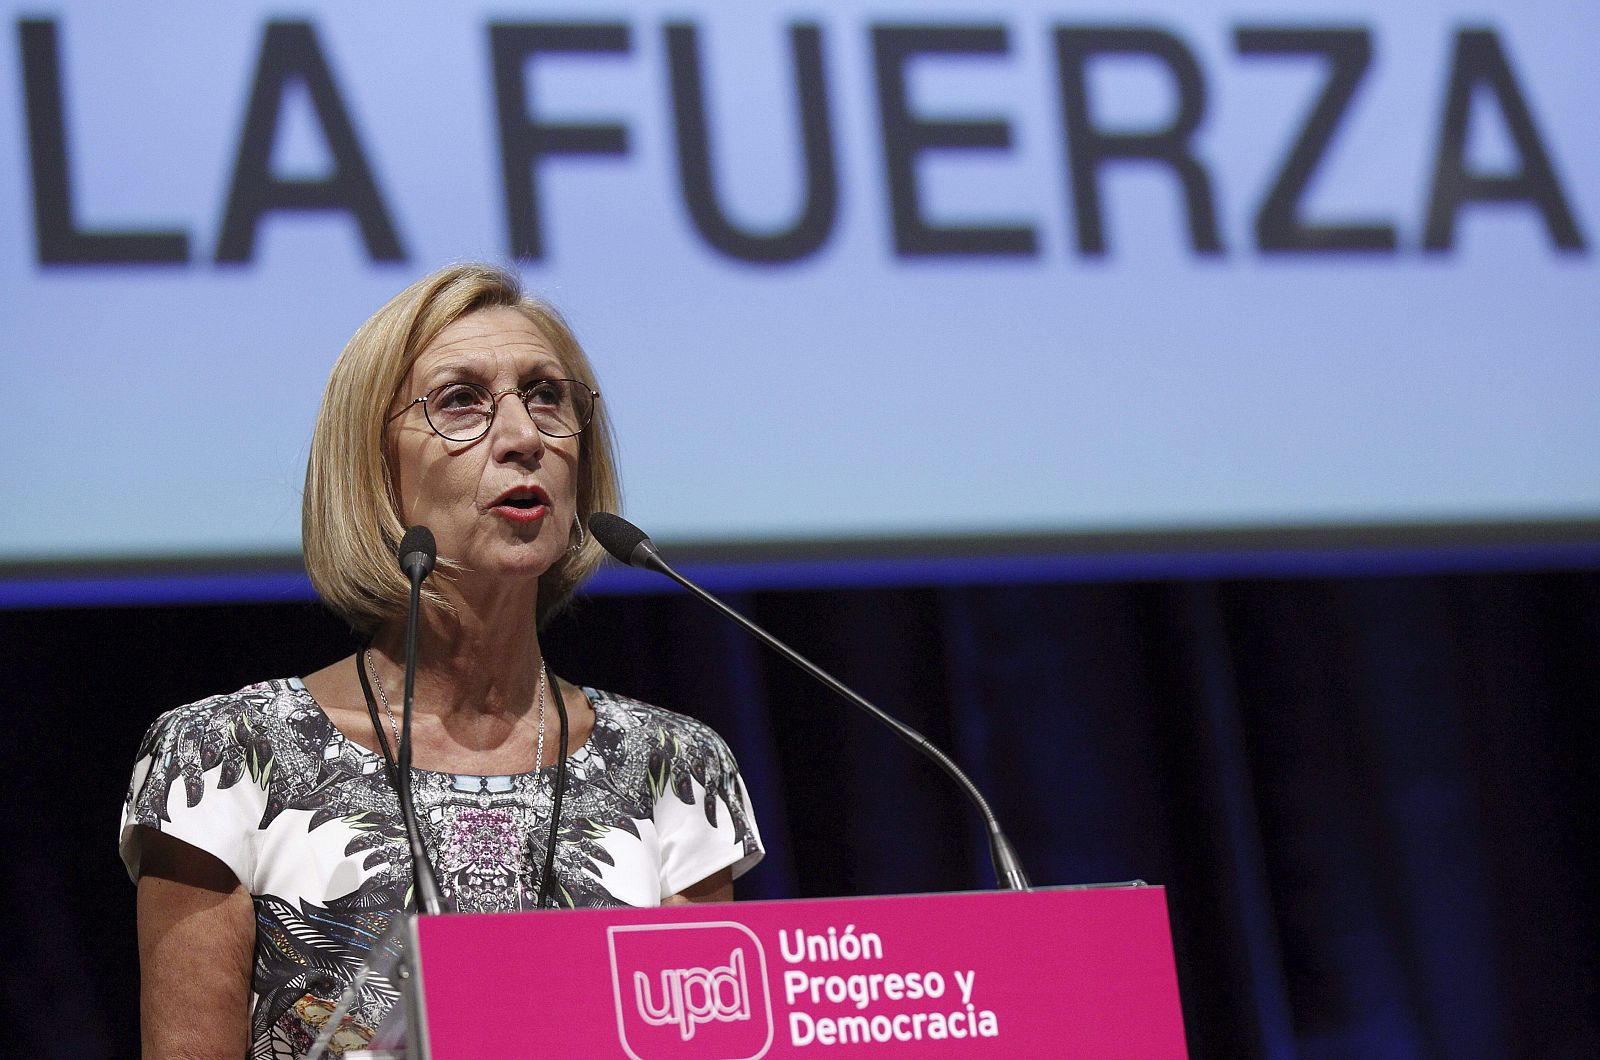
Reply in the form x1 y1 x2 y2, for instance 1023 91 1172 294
2 0 1595 569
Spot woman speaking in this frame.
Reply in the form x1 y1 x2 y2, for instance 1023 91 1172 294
120 264 764 1057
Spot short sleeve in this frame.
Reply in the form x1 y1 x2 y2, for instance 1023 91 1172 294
119 693 270 890
653 721 765 899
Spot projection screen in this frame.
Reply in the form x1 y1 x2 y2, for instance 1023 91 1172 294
2 0 1595 599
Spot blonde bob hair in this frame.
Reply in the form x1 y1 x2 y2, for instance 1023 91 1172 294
303 263 620 634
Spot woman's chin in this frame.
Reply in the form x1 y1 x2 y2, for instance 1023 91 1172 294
487 546 563 580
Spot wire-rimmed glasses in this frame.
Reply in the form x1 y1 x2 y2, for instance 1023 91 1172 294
388 379 598 442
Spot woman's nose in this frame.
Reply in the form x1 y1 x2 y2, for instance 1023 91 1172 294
487 389 545 459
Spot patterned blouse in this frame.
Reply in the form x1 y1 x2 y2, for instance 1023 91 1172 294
120 678 763 1059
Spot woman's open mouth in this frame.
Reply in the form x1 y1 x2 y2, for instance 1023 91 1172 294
489 487 551 522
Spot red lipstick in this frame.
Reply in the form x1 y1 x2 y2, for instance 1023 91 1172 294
488 485 551 523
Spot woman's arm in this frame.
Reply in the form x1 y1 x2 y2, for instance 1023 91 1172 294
663 866 734 905
136 828 254 1060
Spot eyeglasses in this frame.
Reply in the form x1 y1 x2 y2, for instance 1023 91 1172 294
389 379 598 442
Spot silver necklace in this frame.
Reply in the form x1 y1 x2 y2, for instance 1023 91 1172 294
364 649 403 752
364 649 548 769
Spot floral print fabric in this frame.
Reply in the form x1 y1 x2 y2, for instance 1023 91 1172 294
121 678 762 1058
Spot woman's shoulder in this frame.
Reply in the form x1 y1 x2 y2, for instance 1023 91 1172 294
131 680 341 797
581 686 763 878
584 686 730 745
124 676 375 860
136 678 313 758
124 680 321 875
582 686 747 786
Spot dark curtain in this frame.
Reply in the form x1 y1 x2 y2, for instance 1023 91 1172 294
2 567 1596 1058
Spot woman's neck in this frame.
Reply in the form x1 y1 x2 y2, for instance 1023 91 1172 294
369 578 546 722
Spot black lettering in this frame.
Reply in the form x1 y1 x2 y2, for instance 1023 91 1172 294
216 21 403 263
666 22 837 264
872 25 1037 257
1053 27 1221 256
489 23 631 261
1424 28 1584 251
18 19 188 265
1236 27 1395 253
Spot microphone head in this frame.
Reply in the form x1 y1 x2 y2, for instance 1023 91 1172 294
398 525 437 580
587 512 658 570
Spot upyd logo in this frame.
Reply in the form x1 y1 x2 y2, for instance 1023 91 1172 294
608 922 774 1060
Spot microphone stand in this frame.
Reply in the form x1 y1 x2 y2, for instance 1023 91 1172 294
310 529 444 1060
590 514 1029 891
398 533 445 917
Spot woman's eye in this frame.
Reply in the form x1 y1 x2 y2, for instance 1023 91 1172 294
524 380 565 408
434 384 486 411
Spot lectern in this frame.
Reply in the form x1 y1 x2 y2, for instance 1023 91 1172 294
320 884 1187 1059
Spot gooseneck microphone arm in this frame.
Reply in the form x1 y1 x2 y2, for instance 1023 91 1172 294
396 525 446 916
587 513 1030 892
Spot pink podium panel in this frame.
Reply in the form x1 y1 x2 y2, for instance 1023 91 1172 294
411 885 1187 1058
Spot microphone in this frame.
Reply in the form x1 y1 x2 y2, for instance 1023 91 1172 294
399 525 437 582
587 512 1030 892
396 525 445 915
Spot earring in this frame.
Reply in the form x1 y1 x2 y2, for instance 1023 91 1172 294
568 515 586 553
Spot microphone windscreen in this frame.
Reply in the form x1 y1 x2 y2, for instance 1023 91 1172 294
398 524 437 578
587 512 650 566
